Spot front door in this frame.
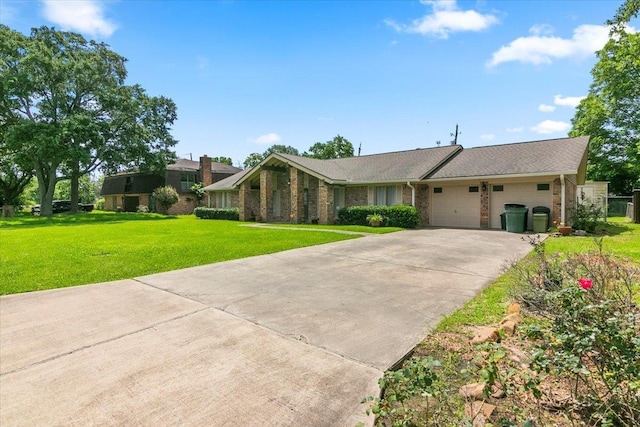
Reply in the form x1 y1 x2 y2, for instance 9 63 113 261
123 196 139 212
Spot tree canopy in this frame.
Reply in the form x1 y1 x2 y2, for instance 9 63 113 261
304 135 354 159
0 25 177 216
242 136 355 168
211 156 233 166
243 144 300 168
570 0 640 194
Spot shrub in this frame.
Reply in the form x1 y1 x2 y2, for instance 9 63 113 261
95 198 105 210
511 238 640 426
152 185 179 213
194 207 239 220
571 192 604 232
338 205 419 228
137 205 149 213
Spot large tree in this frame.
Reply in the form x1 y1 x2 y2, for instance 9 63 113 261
570 1 640 195
304 134 354 159
0 25 177 216
0 112 33 216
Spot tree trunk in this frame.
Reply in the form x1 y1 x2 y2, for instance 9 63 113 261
70 169 79 213
2 205 15 218
35 161 60 217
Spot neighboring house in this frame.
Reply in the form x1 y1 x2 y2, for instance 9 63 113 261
203 136 589 229
577 181 609 219
101 156 243 214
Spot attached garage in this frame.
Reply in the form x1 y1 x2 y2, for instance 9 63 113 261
431 184 481 228
489 182 553 229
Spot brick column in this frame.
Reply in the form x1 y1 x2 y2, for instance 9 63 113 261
260 169 272 222
415 184 430 227
318 180 331 224
239 182 252 221
480 181 489 229
290 168 304 223
552 178 562 225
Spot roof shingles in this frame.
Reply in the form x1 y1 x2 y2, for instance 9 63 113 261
429 136 589 179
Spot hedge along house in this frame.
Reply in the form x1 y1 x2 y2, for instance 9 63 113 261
101 156 242 214
203 136 589 229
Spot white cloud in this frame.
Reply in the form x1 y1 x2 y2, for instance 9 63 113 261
480 134 495 141
506 127 523 133
487 24 609 67
554 94 586 107
41 0 117 38
538 104 556 112
385 0 498 39
530 120 571 134
251 133 282 145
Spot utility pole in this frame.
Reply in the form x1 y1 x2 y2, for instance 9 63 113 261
358 142 362 156
451 124 461 145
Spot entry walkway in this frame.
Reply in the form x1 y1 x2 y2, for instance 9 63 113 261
0 228 532 426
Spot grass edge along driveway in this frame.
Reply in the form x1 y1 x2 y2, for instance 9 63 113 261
0 212 377 295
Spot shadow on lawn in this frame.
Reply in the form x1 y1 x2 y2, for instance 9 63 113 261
600 221 633 236
0 212 179 229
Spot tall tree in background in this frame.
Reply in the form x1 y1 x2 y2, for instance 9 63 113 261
305 134 354 159
570 0 639 195
0 25 177 216
211 156 233 166
243 144 300 168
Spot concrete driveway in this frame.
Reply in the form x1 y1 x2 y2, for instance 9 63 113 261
0 228 531 426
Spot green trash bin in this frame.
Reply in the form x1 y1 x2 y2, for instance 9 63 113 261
505 207 528 233
533 213 548 233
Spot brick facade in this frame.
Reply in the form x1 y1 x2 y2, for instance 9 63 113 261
345 186 368 207
415 184 430 226
480 181 489 229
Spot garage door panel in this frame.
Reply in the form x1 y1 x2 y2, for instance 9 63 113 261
490 183 553 229
431 185 480 228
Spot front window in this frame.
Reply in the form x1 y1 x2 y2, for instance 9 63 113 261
370 185 400 206
180 173 196 192
215 192 231 208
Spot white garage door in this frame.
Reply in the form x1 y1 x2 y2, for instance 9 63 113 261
490 182 553 229
431 185 481 228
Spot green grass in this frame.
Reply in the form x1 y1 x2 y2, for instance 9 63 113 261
0 211 362 295
435 217 640 331
544 217 640 260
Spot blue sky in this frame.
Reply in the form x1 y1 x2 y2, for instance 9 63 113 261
2 0 634 167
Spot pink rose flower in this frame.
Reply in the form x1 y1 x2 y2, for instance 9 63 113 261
579 278 593 290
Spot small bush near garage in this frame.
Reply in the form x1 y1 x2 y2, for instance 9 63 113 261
338 205 419 228
194 207 239 220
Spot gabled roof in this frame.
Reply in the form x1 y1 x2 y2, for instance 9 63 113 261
204 136 590 192
202 168 252 191
429 136 589 180
232 145 462 187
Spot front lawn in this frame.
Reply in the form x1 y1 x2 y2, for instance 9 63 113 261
0 212 362 295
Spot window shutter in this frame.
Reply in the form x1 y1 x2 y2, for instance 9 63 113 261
395 185 402 205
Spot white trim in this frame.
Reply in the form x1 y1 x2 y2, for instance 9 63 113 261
427 171 579 183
